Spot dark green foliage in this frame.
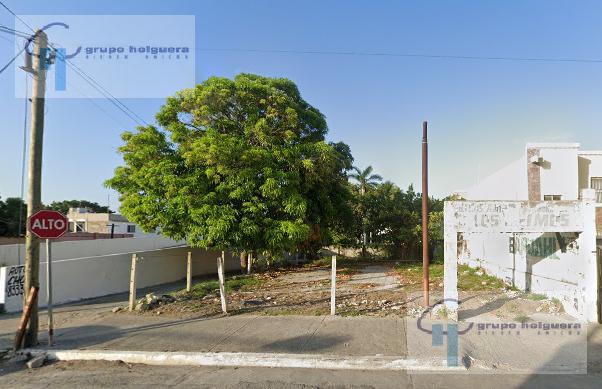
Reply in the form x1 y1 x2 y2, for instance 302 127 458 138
106 74 352 256
0 197 27 236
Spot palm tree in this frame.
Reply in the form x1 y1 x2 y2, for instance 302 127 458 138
349 166 382 257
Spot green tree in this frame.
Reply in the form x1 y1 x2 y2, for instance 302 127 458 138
106 74 352 258
48 200 111 215
0 197 27 237
349 165 382 256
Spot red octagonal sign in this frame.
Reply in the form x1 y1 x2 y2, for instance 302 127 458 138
27 210 69 239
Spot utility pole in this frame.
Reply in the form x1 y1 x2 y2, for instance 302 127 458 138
23 30 48 347
422 121 430 307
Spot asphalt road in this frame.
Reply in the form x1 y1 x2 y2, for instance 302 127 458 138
1 360 600 389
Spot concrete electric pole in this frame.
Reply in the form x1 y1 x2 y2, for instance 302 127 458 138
23 30 48 347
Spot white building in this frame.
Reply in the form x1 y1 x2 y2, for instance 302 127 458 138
67 208 157 238
445 142 601 322
459 143 602 236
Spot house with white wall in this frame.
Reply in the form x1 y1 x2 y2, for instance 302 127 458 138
459 143 602 236
446 142 602 322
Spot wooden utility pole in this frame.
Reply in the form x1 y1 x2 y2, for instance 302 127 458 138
422 121 430 307
23 30 48 347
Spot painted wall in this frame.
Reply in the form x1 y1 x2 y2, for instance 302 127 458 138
538 146 579 200
578 152 602 202
463 156 527 200
0 236 183 268
462 143 582 202
1 247 241 313
444 200 598 322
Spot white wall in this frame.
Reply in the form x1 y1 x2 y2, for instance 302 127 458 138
578 152 602 201
0 236 184 268
445 200 598 322
1 247 241 313
463 157 527 200
538 146 579 200
462 144 583 202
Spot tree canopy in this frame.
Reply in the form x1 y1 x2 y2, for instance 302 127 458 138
106 74 353 255
48 200 111 215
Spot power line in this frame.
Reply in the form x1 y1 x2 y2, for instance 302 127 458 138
55 50 150 126
0 23 30 35
0 44 25 74
0 1 35 33
199 48 602 65
0 2 150 127
0 24 31 38
58 54 149 126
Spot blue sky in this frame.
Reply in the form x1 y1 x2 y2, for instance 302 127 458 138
1 0 602 209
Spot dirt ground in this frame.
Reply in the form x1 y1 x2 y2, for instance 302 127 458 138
123 259 567 323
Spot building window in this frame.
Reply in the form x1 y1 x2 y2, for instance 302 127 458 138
127 225 136 233
591 177 602 203
543 195 561 201
74 221 86 232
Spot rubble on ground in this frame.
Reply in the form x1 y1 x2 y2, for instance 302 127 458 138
133 293 176 312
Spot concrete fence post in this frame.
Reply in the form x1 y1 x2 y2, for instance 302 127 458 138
217 251 228 314
331 255 337 316
247 253 251 275
186 251 192 292
128 253 137 311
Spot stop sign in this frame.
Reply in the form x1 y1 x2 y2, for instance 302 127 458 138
27 210 69 239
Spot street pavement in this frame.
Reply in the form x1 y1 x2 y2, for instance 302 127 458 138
1 283 602 388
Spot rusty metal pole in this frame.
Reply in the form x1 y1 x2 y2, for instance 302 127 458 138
422 121 430 307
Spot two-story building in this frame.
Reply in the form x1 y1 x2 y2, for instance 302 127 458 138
458 143 602 236
445 142 602 322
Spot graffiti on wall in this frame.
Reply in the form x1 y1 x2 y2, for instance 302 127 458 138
5 265 24 299
447 201 585 233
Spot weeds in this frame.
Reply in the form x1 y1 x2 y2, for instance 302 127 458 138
514 315 531 324
178 275 263 299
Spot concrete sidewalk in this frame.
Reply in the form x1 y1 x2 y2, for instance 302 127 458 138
1 289 601 374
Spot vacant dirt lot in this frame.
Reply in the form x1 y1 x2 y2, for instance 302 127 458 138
123 258 566 323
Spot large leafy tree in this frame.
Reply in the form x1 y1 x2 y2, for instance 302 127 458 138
106 74 352 257
349 165 382 256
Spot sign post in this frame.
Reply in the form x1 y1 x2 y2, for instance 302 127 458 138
26 210 68 347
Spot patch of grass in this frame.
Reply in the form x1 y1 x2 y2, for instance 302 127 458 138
393 262 506 292
338 267 358 276
524 293 547 301
180 275 263 299
457 265 505 291
435 306 448 319
551 297 562 306
340 308 361 317
514 315 531 324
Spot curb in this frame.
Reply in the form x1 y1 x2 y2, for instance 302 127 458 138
25 349 467 372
